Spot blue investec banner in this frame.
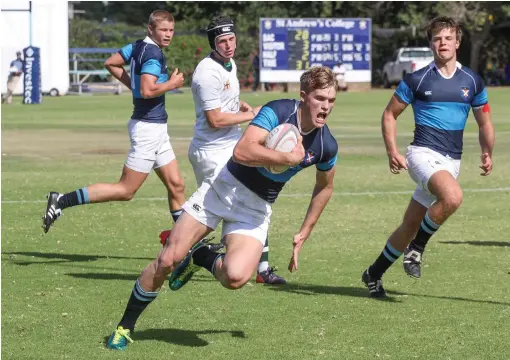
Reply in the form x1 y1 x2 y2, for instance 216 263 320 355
22 46 42 104
259 18 371 72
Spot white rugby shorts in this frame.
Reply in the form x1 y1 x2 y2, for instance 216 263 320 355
188 141 236 186
125 119 176 173
182 166 272 245
406 145 461 208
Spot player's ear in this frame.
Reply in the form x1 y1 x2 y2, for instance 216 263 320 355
299 90 306 104
147 24 154 37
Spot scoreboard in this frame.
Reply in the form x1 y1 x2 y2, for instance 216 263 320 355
259 18 371 83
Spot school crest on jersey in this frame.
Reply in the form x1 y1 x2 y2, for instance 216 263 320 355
461 87 469 98
303 150 316 165
224 80 231 90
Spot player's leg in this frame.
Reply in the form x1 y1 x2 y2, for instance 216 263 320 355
167 178 225 289
174 223 265 290
170 168 272 290
189 145 283 284
154 159 185 221
402 147 462 278
107 211 212 350
153 130 186 222
212 233 263 289
362 198 426 297
404 170 462 278
158 143 204 246
192 170 271 289
159 142 219 246
42 119 156 233
42 165 149 233
256 236 287 284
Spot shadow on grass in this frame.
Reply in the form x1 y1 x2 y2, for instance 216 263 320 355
439 240 510 247
67 272 216 283
5 252 509 307
2 251 153 265
266 282 510 306
266 282 400 302
103 328 246 347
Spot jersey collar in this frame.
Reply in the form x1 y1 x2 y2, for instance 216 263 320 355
431 61 462 80
209 52 233 72
143 36 160 48
296 102 317 135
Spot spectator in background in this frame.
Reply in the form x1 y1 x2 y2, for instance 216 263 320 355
2 51 24 104
485 57 499 86
505 61 510 86
332 61 348 91
252 50 260 92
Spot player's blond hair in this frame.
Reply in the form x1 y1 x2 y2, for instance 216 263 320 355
148 10 174 28
427 16 462 42
300 66 335 94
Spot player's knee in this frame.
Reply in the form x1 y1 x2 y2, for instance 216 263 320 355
444 188 463 212
166 176 185 196
223 268 250 290
157 249 184 274
172 177 185 195
120 191 135 201
116 185 137 201
223 280 247 290
156 255 173 274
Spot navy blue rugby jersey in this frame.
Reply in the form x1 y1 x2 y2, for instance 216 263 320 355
395 62 488 159
227 99 338 203
119 37 169 122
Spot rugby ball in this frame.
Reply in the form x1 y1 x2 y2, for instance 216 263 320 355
264 123 300 174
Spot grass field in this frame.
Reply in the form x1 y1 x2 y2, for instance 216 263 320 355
2 88 509 360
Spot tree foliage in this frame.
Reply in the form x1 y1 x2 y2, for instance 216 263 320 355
70 1 510 86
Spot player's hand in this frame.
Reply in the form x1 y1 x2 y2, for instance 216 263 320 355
388 152 407 174
288 233 306 272
169 68 184 89
240 101 253 113
480 153 493 176
287 136 305 167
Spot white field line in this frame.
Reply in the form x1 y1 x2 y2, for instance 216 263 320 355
166 130 510 141
3 187 509 204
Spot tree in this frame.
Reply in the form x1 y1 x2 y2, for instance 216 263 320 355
434 1 509 72
71 1 510 84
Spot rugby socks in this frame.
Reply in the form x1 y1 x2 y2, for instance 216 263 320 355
258 237 270 273
57 187 90 209
368 241 403 279
170 209 183 223
192 246 225 276
409 211 441 252
118 279 158 332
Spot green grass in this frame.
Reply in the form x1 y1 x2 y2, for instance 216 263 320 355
2 88 510 360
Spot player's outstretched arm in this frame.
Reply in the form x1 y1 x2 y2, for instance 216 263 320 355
382 95 408 174
104 53 131 90
205 107 257 128
288 167 335 272
473 104 495 176
233 125 304 168
140 68 184 99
